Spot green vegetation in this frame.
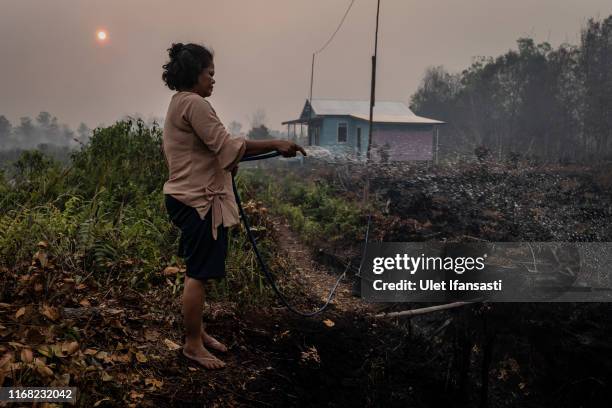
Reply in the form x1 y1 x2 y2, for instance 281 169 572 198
0 119 274 306
240 169 364 246
0 118 364 308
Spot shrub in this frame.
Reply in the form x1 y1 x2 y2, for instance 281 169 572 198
0 119 274 305
239 169 364 246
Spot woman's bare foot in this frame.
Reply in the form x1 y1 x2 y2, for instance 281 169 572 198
183 344 226 370
201 329 228 353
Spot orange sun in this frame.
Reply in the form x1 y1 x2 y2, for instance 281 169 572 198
96 30 108 42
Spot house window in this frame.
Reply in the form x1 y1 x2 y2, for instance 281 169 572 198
337 123 347 143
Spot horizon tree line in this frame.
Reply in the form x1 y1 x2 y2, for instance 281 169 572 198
410 15 612 162
0 112 91 151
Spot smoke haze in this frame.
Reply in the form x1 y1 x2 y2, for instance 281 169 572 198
1 0 611 134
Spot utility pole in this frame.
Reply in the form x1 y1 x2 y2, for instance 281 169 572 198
366 0 381 163
308 53 315 146
363 0 381 204
309 53 315 104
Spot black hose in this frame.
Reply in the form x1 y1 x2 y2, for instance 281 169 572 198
239 151 283 162
233 152 346 317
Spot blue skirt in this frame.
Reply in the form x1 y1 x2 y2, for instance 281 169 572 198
165 194 228 281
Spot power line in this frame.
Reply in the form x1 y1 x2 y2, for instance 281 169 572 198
309 0 357 116
314 0 356 55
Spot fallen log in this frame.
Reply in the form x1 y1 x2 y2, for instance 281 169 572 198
373 301 476 319
63 307 103 319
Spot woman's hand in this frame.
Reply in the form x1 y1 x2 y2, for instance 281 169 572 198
275 140 307 157
244 139 307 158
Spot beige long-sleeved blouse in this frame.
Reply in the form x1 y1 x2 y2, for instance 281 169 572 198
162 91 246 239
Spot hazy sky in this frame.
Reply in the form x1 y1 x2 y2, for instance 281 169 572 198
1 0 611 131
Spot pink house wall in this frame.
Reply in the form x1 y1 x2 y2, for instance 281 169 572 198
372 128 433 161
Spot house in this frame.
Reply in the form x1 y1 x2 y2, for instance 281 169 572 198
282 99 444 161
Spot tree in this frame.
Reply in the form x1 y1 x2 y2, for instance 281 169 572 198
247 125 271 140
77 123 92 144
36 111 60 144
410 66 461 118
13 150 55 185
228 121 242 135
410 66 465 155
249 108 267 128
15 117 36 147
36 111 51 129
545 43 583 160
0 115 12 149
580 16 612 158
61 124 75 144
409 24 612 162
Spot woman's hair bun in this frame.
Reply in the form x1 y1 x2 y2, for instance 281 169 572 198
169 43 185 59
162 42 214 91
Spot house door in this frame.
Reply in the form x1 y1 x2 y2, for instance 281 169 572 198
356 127 362 155
309 125 320 146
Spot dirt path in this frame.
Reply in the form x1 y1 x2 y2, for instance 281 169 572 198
269 217 372 315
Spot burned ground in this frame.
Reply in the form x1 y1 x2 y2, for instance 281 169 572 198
2 161 612 407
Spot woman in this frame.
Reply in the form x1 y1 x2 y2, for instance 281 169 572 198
161 42 305 369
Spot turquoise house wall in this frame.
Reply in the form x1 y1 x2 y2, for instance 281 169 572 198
317 116 371 155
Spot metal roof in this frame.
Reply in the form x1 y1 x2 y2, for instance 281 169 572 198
283 99 444 125
349 113 444 124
